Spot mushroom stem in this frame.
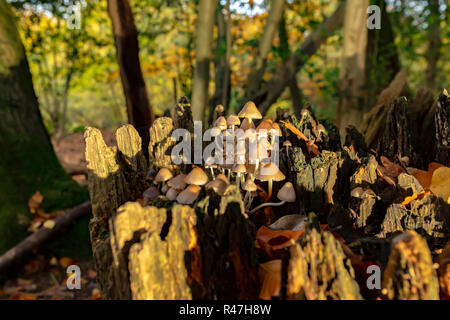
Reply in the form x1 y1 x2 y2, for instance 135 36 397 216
236 173 241 188
210 167 215 180
268 180 273 200
248 200 286 214
285 146 289 157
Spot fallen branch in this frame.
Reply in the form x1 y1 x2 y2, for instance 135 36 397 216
0 201 92 274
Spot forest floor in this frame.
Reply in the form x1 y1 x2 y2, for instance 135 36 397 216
0 130 116 300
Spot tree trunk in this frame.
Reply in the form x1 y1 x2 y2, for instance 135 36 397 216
279 13 303 114
248 1 346 116
191 0 218 121
209 3 231 123
424 0 441 90
0 0 86 254
365 0 400 108
246 0 285 97
336 0 369 134
108 0 155 149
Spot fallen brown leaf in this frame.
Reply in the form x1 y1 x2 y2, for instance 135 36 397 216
258 260 281 300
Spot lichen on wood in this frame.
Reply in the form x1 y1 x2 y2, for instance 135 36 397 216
382 230 440 300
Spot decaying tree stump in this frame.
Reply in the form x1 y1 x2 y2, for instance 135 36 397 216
85 93 449 300
382 231 440 300
435 90 449 166
286 228 362 300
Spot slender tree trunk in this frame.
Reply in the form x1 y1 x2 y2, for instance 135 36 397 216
107 0 155 148
246 0 285 97
336 0 369 133
191 0 218 121
279 13 303 114
424 0 441 90
248 1 347 115
0 0 86 254
209 4 231 123
365 0 400 108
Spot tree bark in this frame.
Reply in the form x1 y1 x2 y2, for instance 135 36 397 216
0 0 86 254
424 0 441 90
108 0 155 148
191 0 218 121
336 0 369 133
248 1 347 116
209 3 231 122
246 0 285 97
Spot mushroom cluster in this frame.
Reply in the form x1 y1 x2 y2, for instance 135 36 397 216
142 100 298 214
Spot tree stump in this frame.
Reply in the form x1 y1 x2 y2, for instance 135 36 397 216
286 228 362 300
435 90 449 166
381 230 440 300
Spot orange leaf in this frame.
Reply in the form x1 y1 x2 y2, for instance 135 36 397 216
255 226 305 259
258 260 281 300
430 166 450 202
9 293 37 300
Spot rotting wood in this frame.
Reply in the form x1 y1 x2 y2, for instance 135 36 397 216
381 230 440 300
435 90 449 166
148 117 176 171
287 228 362 300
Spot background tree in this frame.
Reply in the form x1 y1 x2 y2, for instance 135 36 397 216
108 0 155 146
0 0 87 254
424 0 441 90
191 0 218 121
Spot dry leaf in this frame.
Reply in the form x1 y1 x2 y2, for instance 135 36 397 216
43 220 56 229
255 225 305 259
408 162 445 190
59 257 77 268
430 166 450 202
378 156 405 178
9 293 37 300
258 260 281 300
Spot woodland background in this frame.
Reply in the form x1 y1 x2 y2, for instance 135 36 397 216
0 0 448 299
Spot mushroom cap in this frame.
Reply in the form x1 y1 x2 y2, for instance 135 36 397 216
238 101 262 120
227 114 240 127
167 174 187 190
240 118 255 130
143 186 161 201
256 163 286 182
215 173 230 184
317 123 326 132
215 116 227 130
243 179 257 192
283 140 292 147
256 118 273 132
166 187 179 201
205 178 228 194
154 168 173 183
232 163 247 173
277 182 296 202
176 185 201 204
185 167 209 185
271 123 282 136
214 104 225 114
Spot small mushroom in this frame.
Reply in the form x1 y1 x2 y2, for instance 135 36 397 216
249 182 296 214
255 162 286 200
176 185 201 205
227 114 240 131
154 168 173 185
283 140 292 157
299 109 308 126
185 167 209 186
243 178 257 209
166 187 179 201
256 118 273 138
232 163 247 188
240 118 255 130
238 101 262 127
143 186 161 201
315 123 327 141
161 184 169 193
215 116 227 131
204 156 217 179
167 173 187 190
205 177 228 195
